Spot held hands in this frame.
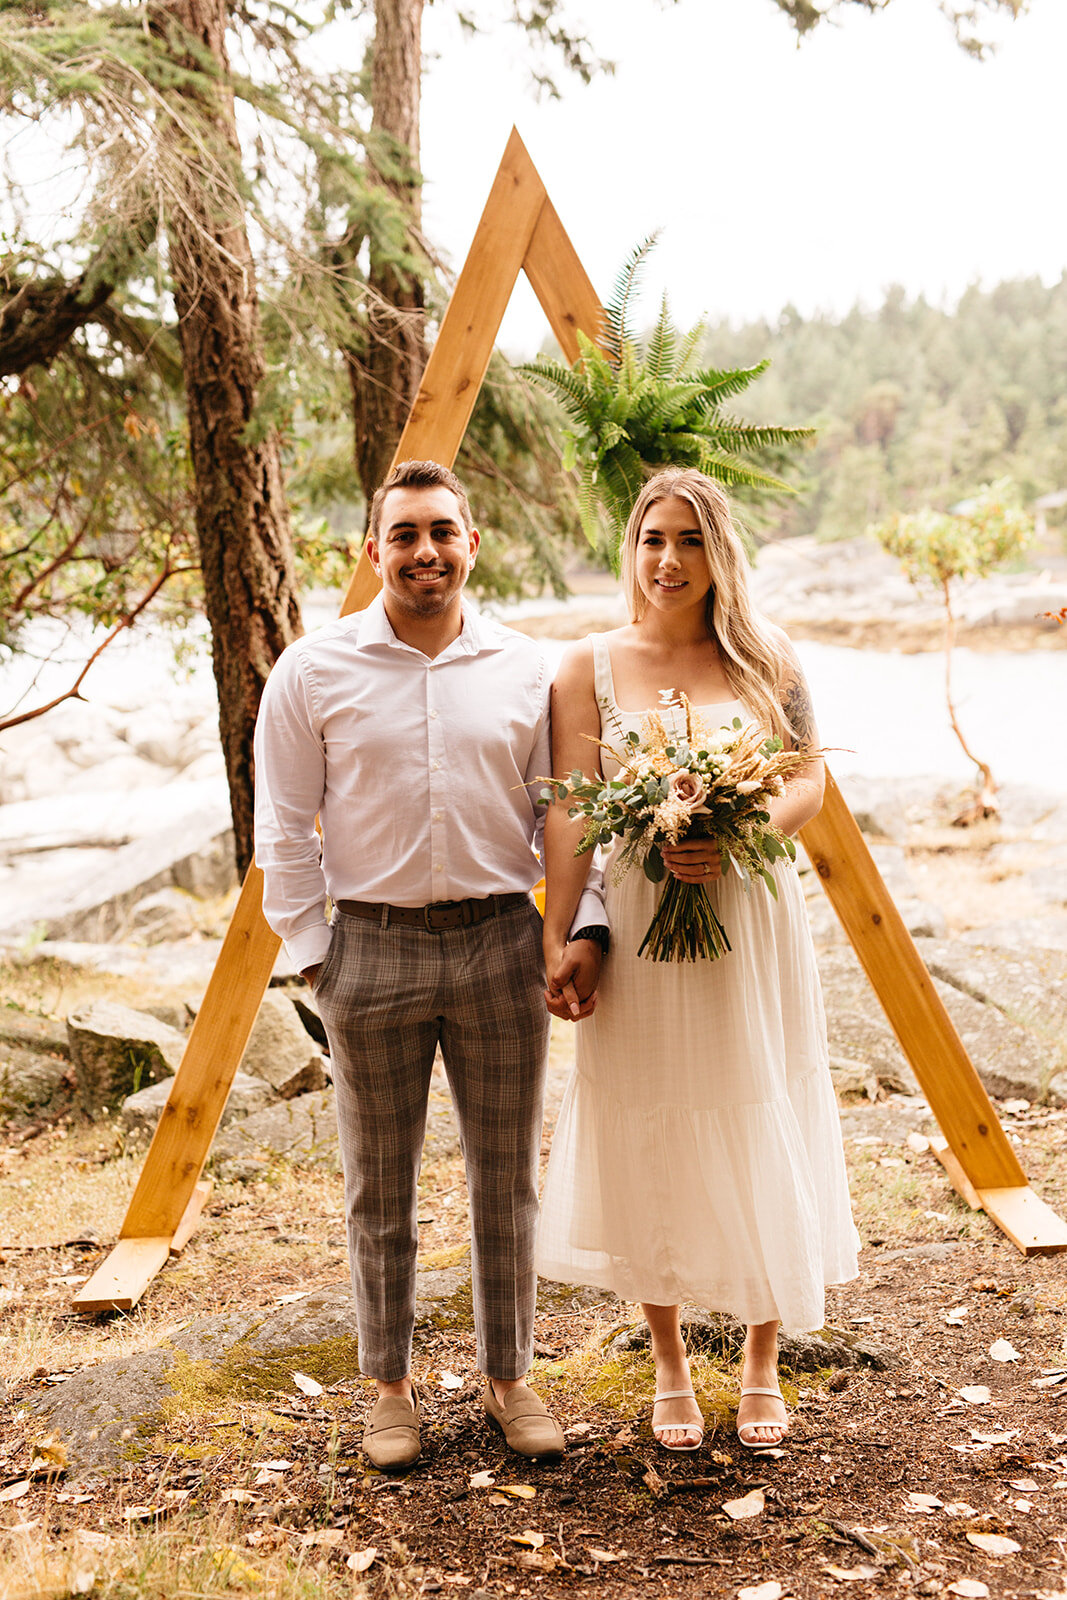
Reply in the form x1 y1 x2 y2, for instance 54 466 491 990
661 839 723 884
544 938 602 1022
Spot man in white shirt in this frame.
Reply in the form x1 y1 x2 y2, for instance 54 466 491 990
254 459 605 1471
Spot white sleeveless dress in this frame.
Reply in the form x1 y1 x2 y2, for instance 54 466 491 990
536 637 858 1331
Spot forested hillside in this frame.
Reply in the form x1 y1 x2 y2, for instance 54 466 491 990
702 275 1067 543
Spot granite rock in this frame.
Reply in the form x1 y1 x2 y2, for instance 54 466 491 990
66 1000 187 1112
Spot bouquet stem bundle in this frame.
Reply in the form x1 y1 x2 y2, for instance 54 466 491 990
637 876 731 963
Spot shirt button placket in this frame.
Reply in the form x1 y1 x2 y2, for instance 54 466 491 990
428 665 445 900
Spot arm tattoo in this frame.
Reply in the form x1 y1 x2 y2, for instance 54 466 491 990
782 669 816 753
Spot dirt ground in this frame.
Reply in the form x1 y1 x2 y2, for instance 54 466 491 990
3 1050 1067 1599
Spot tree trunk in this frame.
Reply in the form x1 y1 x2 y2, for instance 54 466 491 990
346 0 428 501
157 0 302 874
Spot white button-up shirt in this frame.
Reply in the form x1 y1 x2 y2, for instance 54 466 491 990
254 595 605 971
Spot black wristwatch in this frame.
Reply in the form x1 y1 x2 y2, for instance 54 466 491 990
569 925 610 955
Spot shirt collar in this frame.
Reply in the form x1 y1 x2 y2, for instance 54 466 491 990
356 592 505 660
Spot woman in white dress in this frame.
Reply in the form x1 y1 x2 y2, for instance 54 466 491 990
537 468 857 1451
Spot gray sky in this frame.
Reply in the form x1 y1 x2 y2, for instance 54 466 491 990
419 0 1066 357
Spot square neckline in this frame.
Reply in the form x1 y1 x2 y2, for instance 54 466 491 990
591 634 744 718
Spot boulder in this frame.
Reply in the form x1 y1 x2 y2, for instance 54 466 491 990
817 943 1065 1106
0 1012 70 1056
66 1001 186 1113
239 991 329 1100
122 888 200 944
0 1045 71 1111
121 1069 273 1137
0 800 236 945
960 915 1067 953
834 775 909 843
210 1087 340 1179
209 1067 463 1180
609 1308 895 1372
914 939 1067 1041
0 1012 73 1112
27 1267 473 1471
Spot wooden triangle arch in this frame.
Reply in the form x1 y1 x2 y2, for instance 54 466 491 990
73 128 1067 1314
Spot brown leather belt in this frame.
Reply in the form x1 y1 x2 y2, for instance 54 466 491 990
334 892 530 932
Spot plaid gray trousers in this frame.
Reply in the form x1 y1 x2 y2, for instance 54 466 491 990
313 899 550 1382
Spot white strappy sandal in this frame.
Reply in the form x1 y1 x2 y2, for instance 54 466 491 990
736 1384 789 1451
652 1387 704 1452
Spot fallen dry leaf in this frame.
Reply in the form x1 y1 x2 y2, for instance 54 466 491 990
641 1464 668 1499
121 1506 162 1523
1031 1372 1067 1389
959 1386 992 1404
54 1493 92 1505
1009 1478 1041 1492
512 1549 558 1573
291 1371 324 1397
945 1306 970 1326
737 1584 783 1600
945 1501 979 1517
73 1533 112 1552
221 1488 258 1504
947 1583 989 1598
469 1470 495 1489
495 1484 536 1500
253 1468 285 1487
824 1565 879 1581
346 1548 378 1574
965 1532 1021 1557
439 1370 464 1391
251 1459 292 1472
588 1547 626 1563
1013 1498 1033 1513
506 1531 545 1549
0 1481 30 1504
565 1421 593 1438
722 1488 765 1520
905 1491 944 1512
989 1338 1022 1363
970 1429 1018 1445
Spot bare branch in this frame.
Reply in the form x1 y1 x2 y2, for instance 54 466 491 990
0 563 188 732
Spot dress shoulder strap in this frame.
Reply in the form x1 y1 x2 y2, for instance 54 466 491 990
588 633 617 711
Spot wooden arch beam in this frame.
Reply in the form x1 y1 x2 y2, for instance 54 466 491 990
73 129 1065 1315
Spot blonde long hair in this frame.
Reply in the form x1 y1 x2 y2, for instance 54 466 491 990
620 468 790 741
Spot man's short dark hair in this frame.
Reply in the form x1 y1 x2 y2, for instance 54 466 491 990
368 460 474 543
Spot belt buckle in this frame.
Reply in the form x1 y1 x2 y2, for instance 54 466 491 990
423 899 457 931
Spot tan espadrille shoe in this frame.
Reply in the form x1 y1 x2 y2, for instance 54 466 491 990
362 1384 421 1471
482 1380 565 1460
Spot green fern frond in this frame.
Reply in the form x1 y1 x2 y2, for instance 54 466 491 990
518 357 593 425
577 469 605 552
516 238 810 569
713 421 816 451
689 439 794 493
691 361 771 403
603 232 659 362
632 382 712 437
643 294 677 381
674 316 707 376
